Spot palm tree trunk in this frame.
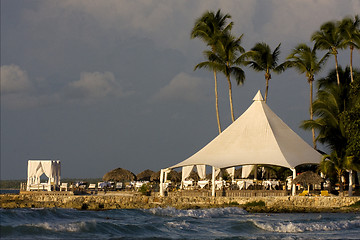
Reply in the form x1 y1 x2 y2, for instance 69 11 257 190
226 76 235 122
334 54 340 86
338 172 344 196
309 80 317 149
349 169 353 197
265 79 269 103
214 70 222 134
350 46 354 83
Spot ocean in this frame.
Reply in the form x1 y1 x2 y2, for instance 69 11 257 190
0 207 359 239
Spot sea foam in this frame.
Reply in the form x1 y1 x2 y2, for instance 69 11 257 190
145 207 247 218
28 220 96 232
253 218 360 233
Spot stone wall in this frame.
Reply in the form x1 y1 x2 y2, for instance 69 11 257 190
1 192 360 212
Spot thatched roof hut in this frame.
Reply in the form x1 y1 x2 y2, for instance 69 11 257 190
293 171 323 191
168 170 181 182
150 170 181 182
136 169 155 181
181 170 200 181
150 171 160 182
103 168 137 182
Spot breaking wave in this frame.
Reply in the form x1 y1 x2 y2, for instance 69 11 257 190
253 218 360 233
145 206 247 218
1 208 359 239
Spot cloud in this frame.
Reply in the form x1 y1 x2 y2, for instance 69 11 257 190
0 65 42 109
19 0 360 59
1 67 128 109
152 72 209 103
66 71 127 101
258 0 360 46
1 64 32 93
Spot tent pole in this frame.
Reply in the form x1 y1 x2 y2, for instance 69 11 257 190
159 169 164 197
254 165 257 180
212 166 216 197
291 168 296 196
349 170 353 197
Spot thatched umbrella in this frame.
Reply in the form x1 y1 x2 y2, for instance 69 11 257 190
150 171 160 182
168 170 181 182
181 170 199 181
150 170 181 182
103 168 137 182
137 169 155 181
293 171 323 192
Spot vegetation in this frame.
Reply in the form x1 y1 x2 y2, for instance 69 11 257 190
191 10 234 133
191 10 360 193
244 42 286 102
311 21 344 85
286 44 329 148
138 183 151 196
302 67 360 193
243 200 265 207
338 15 360 83
0 180 26 189
206 33 246 122
349 200 360 208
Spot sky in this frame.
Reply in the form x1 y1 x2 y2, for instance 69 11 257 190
1 0 360 180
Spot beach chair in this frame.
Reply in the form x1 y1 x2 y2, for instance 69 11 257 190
183 180 193 189
321 190 329 196
116 182 123 190
88 183 96 194
60 183 68 191
198 180 209 189
298 190 309 196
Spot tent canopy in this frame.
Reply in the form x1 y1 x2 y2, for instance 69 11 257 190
170 91 322 170
27 160 61 190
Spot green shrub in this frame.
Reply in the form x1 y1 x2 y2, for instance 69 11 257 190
244 200 265 207
349 200 360 208
138 183 151 196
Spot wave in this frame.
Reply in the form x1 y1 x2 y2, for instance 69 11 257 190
165 220 190 229
27 220 96 232
253 218 360 233
2 208 360 239
144 207 247 218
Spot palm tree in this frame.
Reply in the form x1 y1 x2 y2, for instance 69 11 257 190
302 83 347 156
244 42 286 102
286 44 329 148
191 10 233 134
303 83 347 193
210 33 246 122
320 151 352 194
311 21 344 86
303 68 360 195
338 15 360 83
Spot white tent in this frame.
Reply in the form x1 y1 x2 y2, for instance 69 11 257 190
26 160 61 191
160 91 322 196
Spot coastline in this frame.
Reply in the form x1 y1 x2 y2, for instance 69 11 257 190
1 192 360 213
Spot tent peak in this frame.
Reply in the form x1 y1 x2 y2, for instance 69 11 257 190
253 90 264 101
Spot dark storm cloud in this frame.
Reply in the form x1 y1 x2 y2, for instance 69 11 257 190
1 0 359 179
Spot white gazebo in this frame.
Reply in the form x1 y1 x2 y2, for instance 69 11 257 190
159 91 322 196
26 160 61 191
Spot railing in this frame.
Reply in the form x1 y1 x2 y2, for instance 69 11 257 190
168 189 288 197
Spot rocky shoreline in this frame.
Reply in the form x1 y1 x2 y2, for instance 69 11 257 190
1 192 360 213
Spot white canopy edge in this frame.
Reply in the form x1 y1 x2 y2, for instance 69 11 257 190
169 90 322 170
